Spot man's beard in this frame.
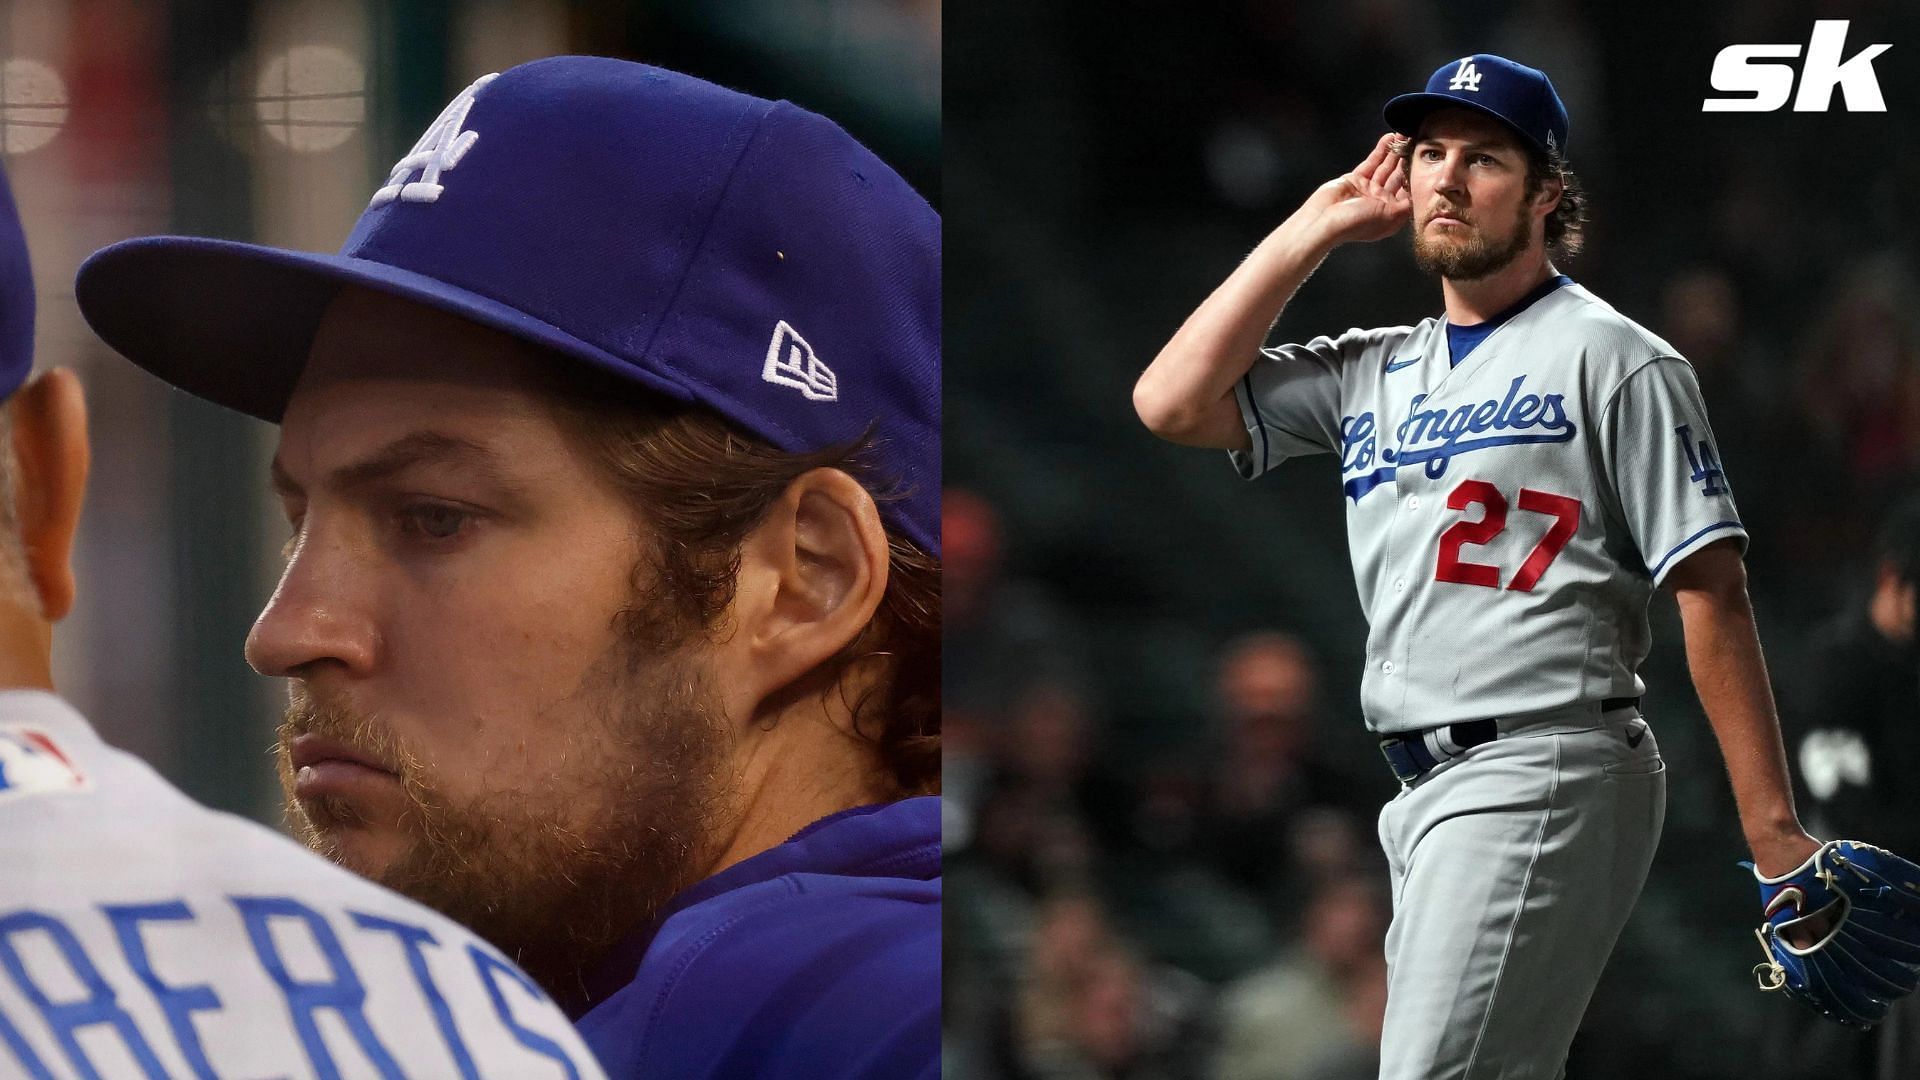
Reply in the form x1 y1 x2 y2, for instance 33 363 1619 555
275 640 732 1009
1411 199 1532 281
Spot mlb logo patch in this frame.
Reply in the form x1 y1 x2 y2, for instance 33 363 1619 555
0 726 89 802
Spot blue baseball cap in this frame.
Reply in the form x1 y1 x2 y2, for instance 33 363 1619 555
0 164 33 402
1383 54 1569 160
74 56 940 556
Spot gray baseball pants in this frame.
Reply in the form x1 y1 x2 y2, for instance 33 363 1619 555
1375 704 1666 1080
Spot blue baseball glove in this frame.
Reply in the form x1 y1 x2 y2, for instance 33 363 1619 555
1745 839 1920 1027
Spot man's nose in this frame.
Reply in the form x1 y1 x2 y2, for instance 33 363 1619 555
244 527 379 679
1433 153 1469 198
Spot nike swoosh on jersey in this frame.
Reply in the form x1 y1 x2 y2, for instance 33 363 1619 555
1384 356 1420 373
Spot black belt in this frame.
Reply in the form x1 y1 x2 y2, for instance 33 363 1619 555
1378 697 1640 785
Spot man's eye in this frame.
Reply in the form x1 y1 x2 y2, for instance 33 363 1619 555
398 503 474 541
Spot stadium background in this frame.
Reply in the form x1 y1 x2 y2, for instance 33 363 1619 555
945 1 1920 1077
0 0 937 816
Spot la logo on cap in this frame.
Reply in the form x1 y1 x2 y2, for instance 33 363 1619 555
1448 58 1483 92
763 320 838 402
371 72 499 208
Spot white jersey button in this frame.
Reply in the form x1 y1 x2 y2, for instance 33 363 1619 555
1382 660 1395 674
1408 495 1421 510
1394 578 1406 591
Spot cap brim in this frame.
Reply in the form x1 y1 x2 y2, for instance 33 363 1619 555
75 236 698 423
1382 92 1546 156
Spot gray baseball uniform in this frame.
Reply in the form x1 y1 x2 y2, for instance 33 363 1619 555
0 691 607 1079
1234 279 1743 732
1233 277 1733 1077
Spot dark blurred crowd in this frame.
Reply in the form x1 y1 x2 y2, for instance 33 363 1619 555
946 1 1920 1077
946 489 1399 1079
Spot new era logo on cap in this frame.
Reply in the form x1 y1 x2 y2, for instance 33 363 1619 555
763 320 838 402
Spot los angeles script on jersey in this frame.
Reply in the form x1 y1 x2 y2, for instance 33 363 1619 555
1340 376 1576 501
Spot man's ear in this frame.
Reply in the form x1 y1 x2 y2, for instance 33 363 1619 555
732 468 889 709
1534 174 1564 216
8 369 89 620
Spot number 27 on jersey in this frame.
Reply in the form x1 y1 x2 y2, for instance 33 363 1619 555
1434 479 1581 592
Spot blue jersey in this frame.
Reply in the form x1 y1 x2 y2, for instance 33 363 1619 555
573 798 940 1079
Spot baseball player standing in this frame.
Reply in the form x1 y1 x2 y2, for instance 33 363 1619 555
0 174 605 1075
75 57 938 1079
1135 55 1820 1077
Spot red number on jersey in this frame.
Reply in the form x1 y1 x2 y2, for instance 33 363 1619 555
1432 481 1583 591
1507 489 1582 592
1434 480 1506 587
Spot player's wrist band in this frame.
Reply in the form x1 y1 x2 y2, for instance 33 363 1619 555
1378 697 1640 785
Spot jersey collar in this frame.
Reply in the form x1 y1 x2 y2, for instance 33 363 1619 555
1446 273 1574 367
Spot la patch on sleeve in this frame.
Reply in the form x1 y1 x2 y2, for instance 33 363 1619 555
0 726 89 801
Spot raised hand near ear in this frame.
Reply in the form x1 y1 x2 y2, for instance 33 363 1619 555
1304 133 1413 246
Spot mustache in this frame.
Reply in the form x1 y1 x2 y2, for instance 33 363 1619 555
1425 202 1472 223
276 690 417 777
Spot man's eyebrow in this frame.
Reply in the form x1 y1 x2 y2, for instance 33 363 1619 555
269 432 511 497
1415 135 1517 155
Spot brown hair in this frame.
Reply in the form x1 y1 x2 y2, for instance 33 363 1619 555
1527 146 1587 259
548 372 940 798
1394 134 1588 259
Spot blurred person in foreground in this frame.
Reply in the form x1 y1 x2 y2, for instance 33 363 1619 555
76 57 939 1079
0 183 604 1073
1135 53 1831 1075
